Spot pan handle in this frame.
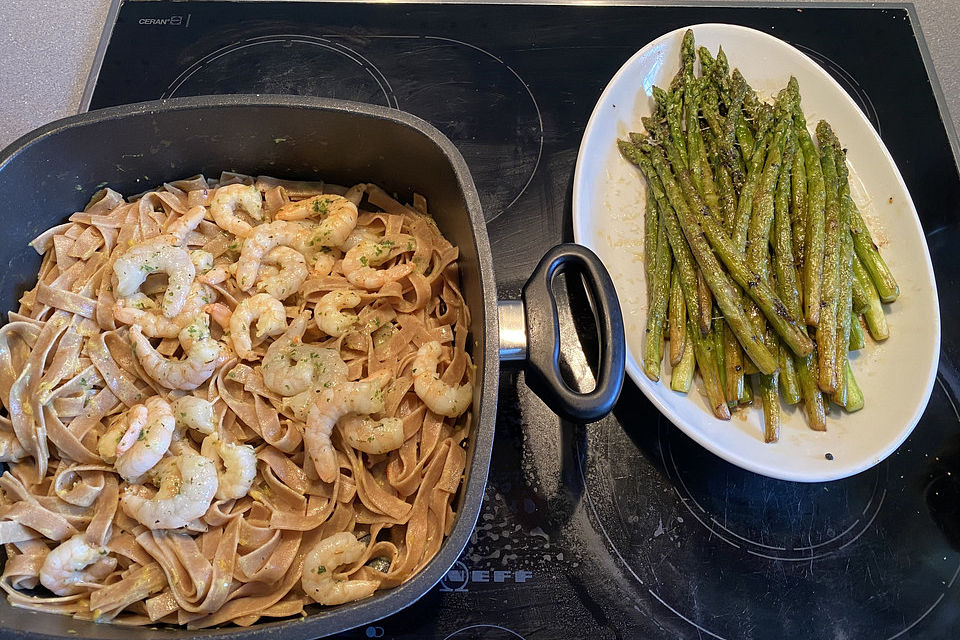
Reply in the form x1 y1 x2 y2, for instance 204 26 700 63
506 243 625 422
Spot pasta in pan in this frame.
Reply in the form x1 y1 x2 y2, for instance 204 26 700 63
0 174 473 627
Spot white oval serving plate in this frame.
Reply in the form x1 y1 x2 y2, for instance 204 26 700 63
572 23 940 482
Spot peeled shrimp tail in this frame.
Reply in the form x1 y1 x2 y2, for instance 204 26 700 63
130 323 223 391
210 183 263 236
171 396 216 436
201 433 256 500
229 293 287 360
306 376 387 482
165 205 207 244
235 221 311 291
120 449 218 529
315 290 361 337
257 245 308 299
275 193 360 252
113 396 175 481
339 415 404 454
39 535 113 596
113 245 196 318
301 532 379 606
342 236 415 290
413 341 472 417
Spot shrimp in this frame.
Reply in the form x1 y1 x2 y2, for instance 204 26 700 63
129 318 224 390
120 449 218 529
210 183 263 237
106 396 176 481
234 220 312 290
113 245 196 318
135 205 207 250
305 372 389 483
315 290 360 337
200 433 256 500
197 262 231 285
256 246 308 300
412 341 472 418
229 293 287 360
341 235 415 290
340 226 378 252
308 197 359 249
190 249 214 274
39 535 115 596
301 532 379 606
275 193 360 245
339 414 404 454
98 405 146 463
165 205 208 244
114 282 216 339
170 396 215 436
261 312 348 397
204 302 232 330
311 251 337 277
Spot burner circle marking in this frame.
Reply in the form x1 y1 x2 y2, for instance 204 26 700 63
162 35 398 108
442 624 527 640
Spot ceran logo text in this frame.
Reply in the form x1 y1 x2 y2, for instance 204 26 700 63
138 15 190 27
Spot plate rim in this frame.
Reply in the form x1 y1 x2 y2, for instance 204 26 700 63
572 22 941 483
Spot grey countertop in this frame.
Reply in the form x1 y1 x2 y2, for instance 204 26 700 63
2 0 959 151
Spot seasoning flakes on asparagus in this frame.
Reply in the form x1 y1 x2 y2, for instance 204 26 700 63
619 29 898 442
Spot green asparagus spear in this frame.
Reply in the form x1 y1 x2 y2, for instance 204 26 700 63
685 80 703 194
833 145 855 405
849 315 865 350
842 359 864 412
772 130 802 322
688 314 731 420
848 196 899 302
696 270 713 336
740 374 755 406
644 186 659 304
850 260 872 314
796 345 827 431
852 253 889 341
719 72 748 188
816 121 842 393
716 163 739 233
790 129 807 268
644 218 673 381
662 88 687 169
758 366 782 443
747 119 788 282
795 97 826 327
671 335 696 393
669 271 686 366
694 110 722 220
733 130 772 252
714 316 728 397
778 343 801 405
723 323 745 406
731 69 758 156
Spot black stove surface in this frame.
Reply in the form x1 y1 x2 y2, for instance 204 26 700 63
90 3 960 638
